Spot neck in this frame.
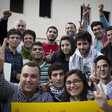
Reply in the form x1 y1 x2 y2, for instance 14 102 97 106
33 59 44 66
46 40 55 45
8 46 17 54
101 77 111 85
65 55 70 61
73 95 81 101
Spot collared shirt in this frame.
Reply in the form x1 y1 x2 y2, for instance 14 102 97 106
0 73 54 112
5 46 23 83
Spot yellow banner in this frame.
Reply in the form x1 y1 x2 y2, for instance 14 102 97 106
11 100 112 112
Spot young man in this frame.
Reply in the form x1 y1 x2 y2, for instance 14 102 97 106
91 21 107 52
5 29 23 83
20 29 36 64
43 26 59 56
94 55 112 100
47 62 65 102
69 31 102 81
0 39 54 112
30 41 51 83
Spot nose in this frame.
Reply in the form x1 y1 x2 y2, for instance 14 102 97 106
26 76 31 81
80 44 83 49
57 75 61 80
70 82 75 87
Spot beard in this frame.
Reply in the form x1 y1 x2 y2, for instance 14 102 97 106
47 37 56 42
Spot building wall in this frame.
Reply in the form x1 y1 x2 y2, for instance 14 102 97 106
0 0 112 42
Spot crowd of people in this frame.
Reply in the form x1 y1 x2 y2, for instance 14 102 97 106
0 4 112 112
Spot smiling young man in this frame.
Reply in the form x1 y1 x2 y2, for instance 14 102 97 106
5 29 23 83
47 62 65 102
94 55 112 100
30 41 51 83
69 31 102 81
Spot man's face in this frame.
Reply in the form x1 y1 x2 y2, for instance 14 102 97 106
107 30 112 43
24 34 34 49
65 24 77 36
50 69 65 90
92 25 104 40
96 59 110 80
76 40 91 58
8 34 21 48
14 21 26 34
30 45 44 60
20 65 40 95
46 28 58 42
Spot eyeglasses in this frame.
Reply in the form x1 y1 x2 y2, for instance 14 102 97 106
66 79 82 86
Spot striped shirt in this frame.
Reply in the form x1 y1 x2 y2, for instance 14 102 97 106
40 62 51 83
0 73 54 112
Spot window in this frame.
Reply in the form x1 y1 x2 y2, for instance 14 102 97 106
103 11 110 23
10 0 24 13
39 0 52 18
81 6 90 25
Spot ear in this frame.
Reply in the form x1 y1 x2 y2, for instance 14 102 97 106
48 76 51 81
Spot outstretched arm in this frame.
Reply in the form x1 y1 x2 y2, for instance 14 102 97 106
92 82 112 112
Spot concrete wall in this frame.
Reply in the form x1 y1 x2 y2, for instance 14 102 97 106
0 0 112 42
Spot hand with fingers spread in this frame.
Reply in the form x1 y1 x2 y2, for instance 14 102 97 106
40 80 53 91
92 82 112 112
78 21 85 32
2 10 12 20
83 4 90 20
0 38 7 73
89 63 100 85
98 4 104 16
45 49 54 62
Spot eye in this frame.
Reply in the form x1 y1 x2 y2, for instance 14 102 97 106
22 73 28 78
52 73 57 77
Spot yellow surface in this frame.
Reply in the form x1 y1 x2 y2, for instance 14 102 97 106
11 100 112 112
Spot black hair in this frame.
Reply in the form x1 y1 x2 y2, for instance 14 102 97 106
91 21 104 31
23 29 36 42
48 62 65 78
47 26 58 33
75 31 92 45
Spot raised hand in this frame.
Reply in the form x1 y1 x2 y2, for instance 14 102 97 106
83 4 90 20
40 80 53 91
92 82 112 112
78 21 84 32
2 10 12 20
98 4 104 16
0 38 7 73
45 49 54 62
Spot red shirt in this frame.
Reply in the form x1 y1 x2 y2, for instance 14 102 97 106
43 42 59 56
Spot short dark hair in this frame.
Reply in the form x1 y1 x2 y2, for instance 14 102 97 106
65 22 76 29
94 55 111 66
91 21 104 31
106 26 112 34
75 31 92 44
7 29 22 39
30 41 44 51
23 29 36 42
48 62 65 78
47 26 58 33
22 62 41 76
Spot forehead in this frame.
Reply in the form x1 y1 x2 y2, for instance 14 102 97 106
96 59 108 66
93 25 102 29
51 69 64 75
66 73 80 80
107 30 112 35
22 65 39 75
16 21 26 26
77 39 89 44
66 24 75 28
32 45 43 49
9 34 20 37
48 28 57 32
61 39 70 44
